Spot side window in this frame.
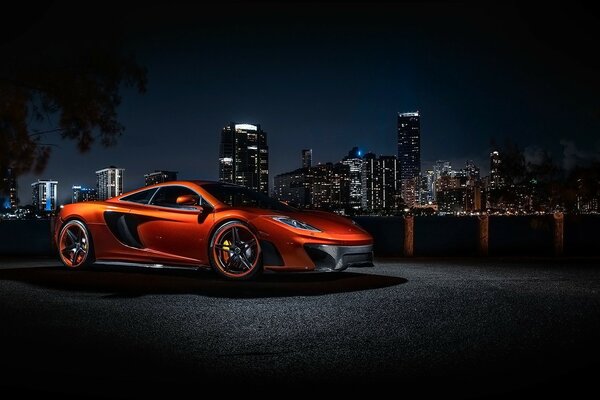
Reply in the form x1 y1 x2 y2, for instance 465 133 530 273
120 188 157 204
150 186 201 208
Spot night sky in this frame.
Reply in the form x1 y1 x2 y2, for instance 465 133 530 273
8 2 600 203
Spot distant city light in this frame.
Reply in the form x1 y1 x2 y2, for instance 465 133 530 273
235 124 258 131
398 111 420 117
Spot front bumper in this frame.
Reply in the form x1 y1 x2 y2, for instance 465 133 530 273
304 244 374 272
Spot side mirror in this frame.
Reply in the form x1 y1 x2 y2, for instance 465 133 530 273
176 194 199 206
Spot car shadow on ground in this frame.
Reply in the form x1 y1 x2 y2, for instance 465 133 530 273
0 264 407 298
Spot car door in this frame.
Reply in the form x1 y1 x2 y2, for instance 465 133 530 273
128 185 214 264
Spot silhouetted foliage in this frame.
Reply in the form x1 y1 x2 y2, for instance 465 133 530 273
562 162 600 211
0 5 147 192
490 139 564 211
525 149 562 210
497 139 527 187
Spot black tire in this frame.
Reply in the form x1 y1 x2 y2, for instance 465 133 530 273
209 220 263 280
57 219 95 269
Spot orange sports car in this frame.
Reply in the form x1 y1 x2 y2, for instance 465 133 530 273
54 181 374 280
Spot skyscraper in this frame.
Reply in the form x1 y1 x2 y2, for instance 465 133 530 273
465 160 481 180
434 160 452 177
1 168 18 209
96 166 124 200
379 155 399 211
361 153 399 212
273 167 310 207
219 123 269 195
361 153 379 211
432 160 452 201
302 149 312 169
144 170 178 186
463 160 482 212
308 162 350 210
31 179 58 212
418 170 435 205
397 111 421 207
72 186 98 203
273 163 350 212
489 151 503 190
341 147 363 210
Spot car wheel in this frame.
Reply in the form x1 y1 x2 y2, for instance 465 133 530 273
58 220 95 269
209 221 263 280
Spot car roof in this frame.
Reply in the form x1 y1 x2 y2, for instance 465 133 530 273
149 180 241 187
112 180 243 208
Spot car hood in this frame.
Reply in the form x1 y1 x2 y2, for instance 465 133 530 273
223 207 367 235
272 209 367 235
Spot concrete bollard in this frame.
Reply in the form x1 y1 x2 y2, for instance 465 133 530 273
478 214 489 256
404 215 414 257
554 212 564 256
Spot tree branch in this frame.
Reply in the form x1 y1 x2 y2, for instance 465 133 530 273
29 128 65 137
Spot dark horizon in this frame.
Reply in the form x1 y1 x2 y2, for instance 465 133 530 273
5 1 600 203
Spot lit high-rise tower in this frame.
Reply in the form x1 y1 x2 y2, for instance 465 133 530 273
341 147 364 210
397 111 421 206
489 151 503 190
219 123 269 195
360 153 398 212
31 179 58 211
1 168 18 209
361 153 379 211
72 186 98 203
302 149 312 169
96 166 124 200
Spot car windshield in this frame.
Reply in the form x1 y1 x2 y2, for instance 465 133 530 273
202 183 296 212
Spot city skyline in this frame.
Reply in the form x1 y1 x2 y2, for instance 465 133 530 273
1 117 598 218
5 130 597 216
13 121 597 206
4 133 594 212
6 3 600 204
10 112 476 207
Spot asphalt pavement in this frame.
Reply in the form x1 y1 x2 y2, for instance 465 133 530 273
1 257 599 399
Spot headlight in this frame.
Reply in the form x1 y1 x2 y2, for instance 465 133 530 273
271 216 321 232
350 219 364 229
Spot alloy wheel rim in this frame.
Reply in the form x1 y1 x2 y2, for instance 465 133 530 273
59 221 89 268
213 224 260 276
